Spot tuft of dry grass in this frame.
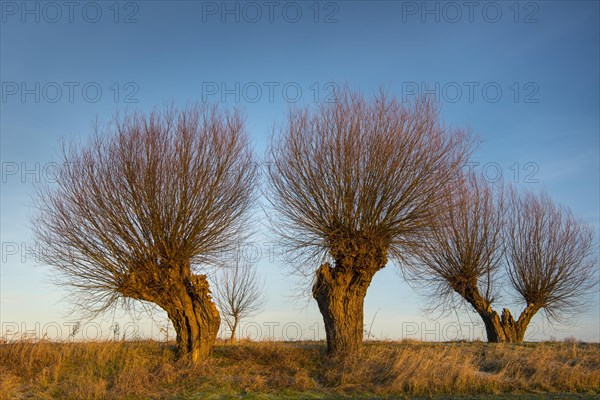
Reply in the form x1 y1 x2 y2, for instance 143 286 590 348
0 339 598 399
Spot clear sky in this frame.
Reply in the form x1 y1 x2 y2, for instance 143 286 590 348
1 1 599 342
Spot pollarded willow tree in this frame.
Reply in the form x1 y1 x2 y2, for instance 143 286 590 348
266 87 474 355
32 105 257 361
405 174 597 343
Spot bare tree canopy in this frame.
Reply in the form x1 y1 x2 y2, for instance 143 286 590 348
212 258 266 342
406 174 597 342
266 87 474 354
32 104 257 361
505 189 597 325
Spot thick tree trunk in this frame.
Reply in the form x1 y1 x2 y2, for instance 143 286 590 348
160 274 221 361
312 250 385 355
120 263 221 361
478 309 507 342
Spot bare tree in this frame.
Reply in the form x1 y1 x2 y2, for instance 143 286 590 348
406 175 597 342
32 104 257 361
212 258 266 342
266 87 473 355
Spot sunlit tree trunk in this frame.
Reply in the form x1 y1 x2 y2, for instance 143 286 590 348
122 270 220 361
312 248 386 355
159 275 220 361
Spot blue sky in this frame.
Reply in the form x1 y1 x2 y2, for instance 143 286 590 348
1 1 599 342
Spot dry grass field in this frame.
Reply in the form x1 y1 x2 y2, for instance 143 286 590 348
1 339 599 399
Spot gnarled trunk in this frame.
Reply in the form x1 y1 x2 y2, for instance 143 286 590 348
120 269 220 362
160 274 221 361
312 247 386 355
460 284 538 343
479 305 538 343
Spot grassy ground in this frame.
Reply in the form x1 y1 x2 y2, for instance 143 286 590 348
0 339 598 399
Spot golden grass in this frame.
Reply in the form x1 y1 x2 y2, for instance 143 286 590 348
0 339 598 399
